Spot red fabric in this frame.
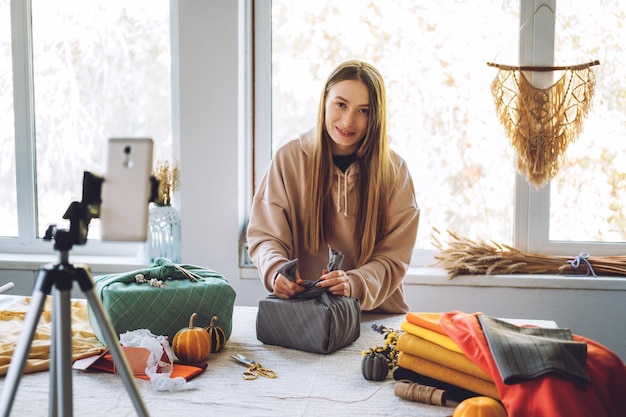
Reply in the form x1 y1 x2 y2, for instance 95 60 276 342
91 352 206 381
440 311 626 417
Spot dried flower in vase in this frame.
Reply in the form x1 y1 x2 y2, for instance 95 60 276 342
153 160 180 206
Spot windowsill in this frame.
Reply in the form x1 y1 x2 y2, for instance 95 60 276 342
0 253 149 274
4 253 625 291
240 265 626 291
402 266 626 291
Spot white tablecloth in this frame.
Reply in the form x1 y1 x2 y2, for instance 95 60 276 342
0 298 456 417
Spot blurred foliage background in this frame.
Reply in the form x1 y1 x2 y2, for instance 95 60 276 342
270 0 626 251
1 0 624 249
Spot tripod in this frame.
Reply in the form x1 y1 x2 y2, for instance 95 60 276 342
0 173 150 417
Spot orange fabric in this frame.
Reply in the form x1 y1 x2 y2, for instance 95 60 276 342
405 312 448 336
440 311 626 417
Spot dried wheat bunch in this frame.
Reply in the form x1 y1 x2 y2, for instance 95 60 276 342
431 229 626 279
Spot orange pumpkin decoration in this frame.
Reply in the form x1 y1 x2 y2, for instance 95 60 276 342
171 312 212 363
453 397 507 417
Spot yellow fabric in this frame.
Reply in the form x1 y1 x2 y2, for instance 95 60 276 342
397 331 492 381
0 296 105 376
400 320 463 354
398 351 500 400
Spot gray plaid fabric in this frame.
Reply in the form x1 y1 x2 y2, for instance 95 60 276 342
478 315 589 389
89 258 236 345
256 293 360 354
256 247 359 354
276 246 346 299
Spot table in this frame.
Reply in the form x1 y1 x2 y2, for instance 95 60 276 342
0 297 456 417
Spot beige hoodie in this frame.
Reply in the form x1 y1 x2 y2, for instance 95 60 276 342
247 130 420 313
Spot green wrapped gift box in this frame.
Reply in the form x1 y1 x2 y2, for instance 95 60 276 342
88 258 236 345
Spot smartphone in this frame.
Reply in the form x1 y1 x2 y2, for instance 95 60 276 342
100 138 154 241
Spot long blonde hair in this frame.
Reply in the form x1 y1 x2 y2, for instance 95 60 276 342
304 60 396 266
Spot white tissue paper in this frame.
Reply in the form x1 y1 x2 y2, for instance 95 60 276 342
119 329 197 392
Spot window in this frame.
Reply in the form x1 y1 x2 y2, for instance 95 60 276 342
0 0 171 256
0 0 17 237
252 0 626 265
543 0 626 255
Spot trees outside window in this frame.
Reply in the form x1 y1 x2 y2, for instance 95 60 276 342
1 0 171 255
255 0 626 264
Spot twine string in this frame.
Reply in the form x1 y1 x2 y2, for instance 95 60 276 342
394 380 447 406
568 252 597 277
260 380 448 407
260 381 396 404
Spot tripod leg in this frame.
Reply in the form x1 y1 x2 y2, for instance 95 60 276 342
0 268 52 417
83 288 150 417
49 301 57 417
52 286 75 417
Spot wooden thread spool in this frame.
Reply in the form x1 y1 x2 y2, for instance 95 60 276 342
394 381 447 406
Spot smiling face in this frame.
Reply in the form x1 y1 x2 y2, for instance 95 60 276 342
324 79 370 156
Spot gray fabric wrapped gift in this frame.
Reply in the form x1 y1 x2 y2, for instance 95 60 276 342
256 247 361 354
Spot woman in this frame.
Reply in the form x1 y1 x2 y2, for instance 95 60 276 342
247 60 419 313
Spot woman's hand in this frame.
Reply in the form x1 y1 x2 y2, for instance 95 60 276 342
316 269 351 297
273 274 307 299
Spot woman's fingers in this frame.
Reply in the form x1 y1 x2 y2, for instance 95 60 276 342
317 270 351 297
274 274 306 299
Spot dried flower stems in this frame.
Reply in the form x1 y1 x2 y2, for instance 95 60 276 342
432 229 626 279
153 160 180 206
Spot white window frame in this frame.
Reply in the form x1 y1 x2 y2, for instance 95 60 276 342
1 0 154 260
249 0 626 266
519 0 625 257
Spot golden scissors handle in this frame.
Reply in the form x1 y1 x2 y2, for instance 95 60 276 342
243 363 277 380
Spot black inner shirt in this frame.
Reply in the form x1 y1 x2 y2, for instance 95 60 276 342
333 153 357 173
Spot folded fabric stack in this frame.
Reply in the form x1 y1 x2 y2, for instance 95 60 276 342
441 311 626 417
394 310 626 416
393 312 499 401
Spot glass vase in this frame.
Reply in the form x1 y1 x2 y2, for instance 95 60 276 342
146 204 181 263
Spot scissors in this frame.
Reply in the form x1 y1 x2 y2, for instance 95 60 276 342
230 354 278 380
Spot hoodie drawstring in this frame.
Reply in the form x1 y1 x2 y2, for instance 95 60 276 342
336 170 348 217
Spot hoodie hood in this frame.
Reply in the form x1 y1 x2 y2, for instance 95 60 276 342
297 128 358 218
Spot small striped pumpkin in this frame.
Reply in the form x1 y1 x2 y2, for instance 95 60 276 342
361 352 389 381
171 312 212 363
205 316 227 353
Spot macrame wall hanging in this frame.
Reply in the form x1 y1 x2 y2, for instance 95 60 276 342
487 60 600 188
